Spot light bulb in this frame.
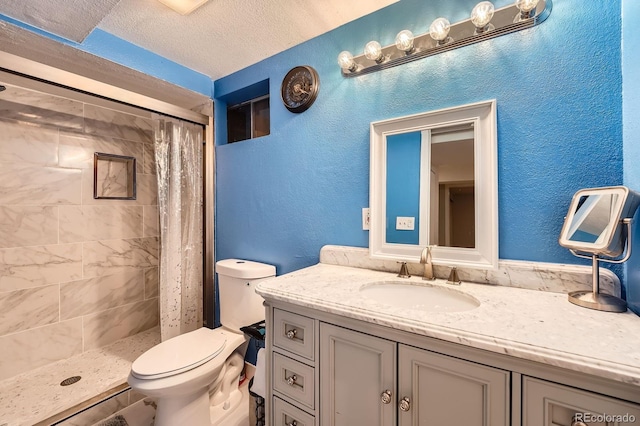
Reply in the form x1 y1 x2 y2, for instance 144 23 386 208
515 0 540 16
337 51 357 72
395 30 415 53
364 41 384 62
429 17 451 43
471 2 495 29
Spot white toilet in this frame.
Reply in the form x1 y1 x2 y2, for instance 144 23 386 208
128 259 275 426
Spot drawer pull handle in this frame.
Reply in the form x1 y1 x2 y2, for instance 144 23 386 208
286 374 298 386
286 422 298 426
286 329 298 339
381 389 392 404
399 396 411 412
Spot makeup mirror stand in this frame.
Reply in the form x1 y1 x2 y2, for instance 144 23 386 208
568 219 633 313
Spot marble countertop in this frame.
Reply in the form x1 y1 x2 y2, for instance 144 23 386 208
255 263 640 387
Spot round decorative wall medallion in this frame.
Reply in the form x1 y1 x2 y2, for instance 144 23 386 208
280 66 320 113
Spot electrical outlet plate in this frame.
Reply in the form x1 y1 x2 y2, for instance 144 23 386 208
362 208 370 230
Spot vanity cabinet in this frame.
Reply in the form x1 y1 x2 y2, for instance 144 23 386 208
268 306 509 426
319 323 510 426
319 323 396 425
266 303 640 426
397 343 509 426
270 308 319 426
522 376 640 426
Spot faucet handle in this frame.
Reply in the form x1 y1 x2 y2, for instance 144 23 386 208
397 262 411 278
446 267 461 285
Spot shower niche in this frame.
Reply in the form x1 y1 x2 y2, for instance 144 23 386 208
93 152 137 200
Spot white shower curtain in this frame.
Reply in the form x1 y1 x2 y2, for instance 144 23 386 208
154 115 203 342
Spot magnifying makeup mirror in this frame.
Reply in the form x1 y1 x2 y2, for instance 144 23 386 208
559 186 640 312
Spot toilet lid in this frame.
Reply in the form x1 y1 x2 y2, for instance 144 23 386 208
131 328 227 379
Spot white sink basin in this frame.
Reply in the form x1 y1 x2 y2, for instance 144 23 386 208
359 281 480 313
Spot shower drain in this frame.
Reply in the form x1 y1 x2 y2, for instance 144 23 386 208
60 376 81 386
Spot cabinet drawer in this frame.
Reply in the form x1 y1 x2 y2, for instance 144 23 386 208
522 376 640 426
273 396 316 426
273 308 315 361
273 352 315 410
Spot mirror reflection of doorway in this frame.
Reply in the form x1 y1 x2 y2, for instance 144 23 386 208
430 124 475 249
439 184 475 248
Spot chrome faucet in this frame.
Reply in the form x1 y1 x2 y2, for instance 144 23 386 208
420 246 436 281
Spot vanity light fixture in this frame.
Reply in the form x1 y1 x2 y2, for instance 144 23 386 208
395 30 415 54
338 0 552 77
471 1 495 33
515 0 540 19
364 41 385 63
337 51 358 73
429 18 451 45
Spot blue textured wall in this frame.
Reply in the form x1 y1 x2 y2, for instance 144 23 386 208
0 14 212 96
215 0 624 283
5 3 626 295
623 0 640 314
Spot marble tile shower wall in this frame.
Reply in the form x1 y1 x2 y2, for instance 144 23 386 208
0 84 160 381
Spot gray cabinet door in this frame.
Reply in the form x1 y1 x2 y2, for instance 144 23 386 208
522 376 640 426
320 323 397 426
398 344 510 426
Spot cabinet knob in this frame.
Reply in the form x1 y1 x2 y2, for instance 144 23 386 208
286 374 298 386
286 422 298 426
286 329 297 339
399 396 411 412
571 415 587 426
380 389 392 404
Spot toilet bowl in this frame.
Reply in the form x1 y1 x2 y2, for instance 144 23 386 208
128 259 276 426
128 327 247 426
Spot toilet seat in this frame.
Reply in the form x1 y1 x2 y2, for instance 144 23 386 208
131 328 228 380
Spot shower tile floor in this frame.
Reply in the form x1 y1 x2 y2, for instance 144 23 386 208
0 327 160 426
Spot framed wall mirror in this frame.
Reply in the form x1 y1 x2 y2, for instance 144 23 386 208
369 100 498 268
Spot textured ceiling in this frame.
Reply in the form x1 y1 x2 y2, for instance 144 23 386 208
0 0 122 42
0 0 398 81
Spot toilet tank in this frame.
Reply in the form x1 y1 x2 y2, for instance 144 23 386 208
216 259 275 329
